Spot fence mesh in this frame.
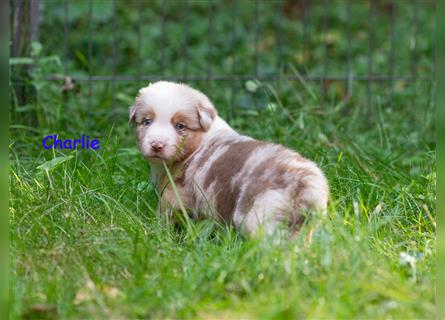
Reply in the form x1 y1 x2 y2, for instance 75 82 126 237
11 0 436 120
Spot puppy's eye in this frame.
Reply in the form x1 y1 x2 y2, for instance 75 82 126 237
175 123 186 131
142 118 152 126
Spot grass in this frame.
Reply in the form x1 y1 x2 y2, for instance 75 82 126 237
9 77 435 318
9 1 436 319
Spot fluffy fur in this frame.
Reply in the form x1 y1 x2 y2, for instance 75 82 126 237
130 81 329 236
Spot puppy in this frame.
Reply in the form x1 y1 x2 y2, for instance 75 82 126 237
129 81 328 236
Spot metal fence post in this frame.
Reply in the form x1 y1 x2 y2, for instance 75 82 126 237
29 0 39 43
12 0 24 57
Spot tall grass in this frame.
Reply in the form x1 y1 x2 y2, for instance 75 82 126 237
9 74 435 318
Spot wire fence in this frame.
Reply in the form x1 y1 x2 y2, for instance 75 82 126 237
11 0 436 118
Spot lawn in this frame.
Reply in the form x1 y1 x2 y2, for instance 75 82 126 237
9 1 436 319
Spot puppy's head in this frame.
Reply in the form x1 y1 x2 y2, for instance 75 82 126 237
129 81 217 162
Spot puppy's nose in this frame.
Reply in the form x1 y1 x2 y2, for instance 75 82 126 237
151 141 165 152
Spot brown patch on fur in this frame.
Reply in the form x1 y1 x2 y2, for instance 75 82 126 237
135 108 155 124
177 131 205 163
171 110 202 131
170 110 208 162
237 160 288 214
134 108 154 150
202 140 263 221
198 101 216 118
287 164 323 230
197 101 216 130
236 158 314 227
130 90 156 124
191 139 228 170
162 184 194 210
136 126 144 148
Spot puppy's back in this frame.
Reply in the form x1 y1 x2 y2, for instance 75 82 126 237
184 133 328 235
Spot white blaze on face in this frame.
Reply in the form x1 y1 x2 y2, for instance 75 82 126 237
137 83 195 160
131 81 219 162
141 120 178 160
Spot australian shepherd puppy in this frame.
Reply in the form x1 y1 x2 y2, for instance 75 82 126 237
129 81 329 236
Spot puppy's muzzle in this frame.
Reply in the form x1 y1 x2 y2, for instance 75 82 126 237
151 141 165 153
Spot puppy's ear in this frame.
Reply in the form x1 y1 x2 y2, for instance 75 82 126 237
196 96 217 131
129 105 137 124
129 88 146 124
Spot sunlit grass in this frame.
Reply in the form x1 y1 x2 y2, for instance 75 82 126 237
9 73 435 318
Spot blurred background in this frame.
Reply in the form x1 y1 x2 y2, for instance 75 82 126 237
10 0 436 131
